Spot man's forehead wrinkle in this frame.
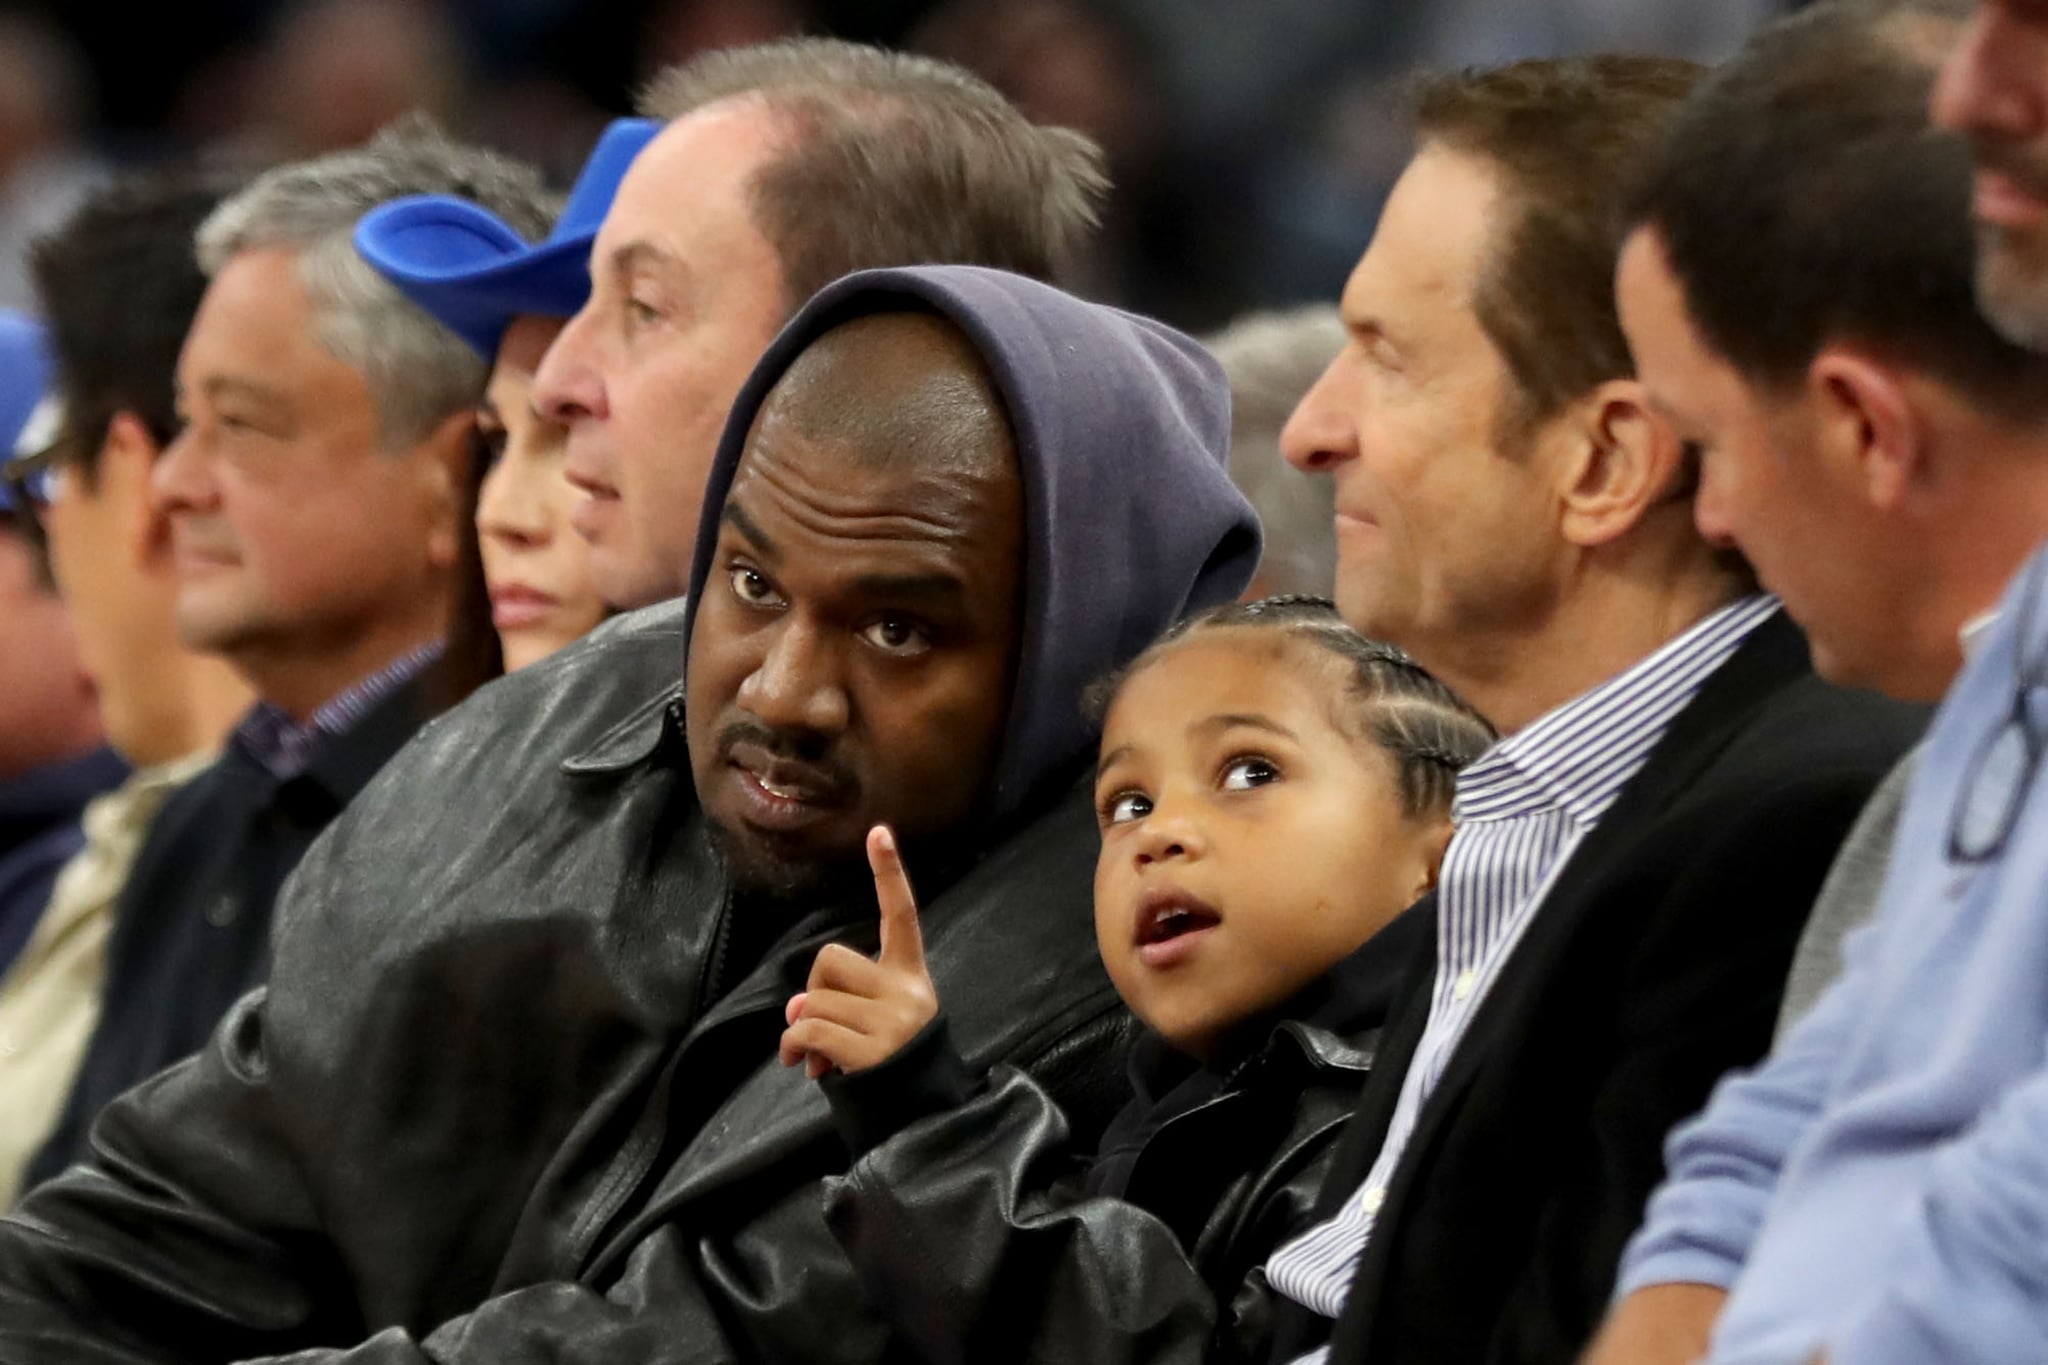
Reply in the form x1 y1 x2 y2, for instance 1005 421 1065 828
730 432 1001 549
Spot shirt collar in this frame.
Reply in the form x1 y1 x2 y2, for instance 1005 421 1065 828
233 642 442 782
1961 606 2003 661
1454 595 1781 827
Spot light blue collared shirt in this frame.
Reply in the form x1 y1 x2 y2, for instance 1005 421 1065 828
1621 539 2048 1364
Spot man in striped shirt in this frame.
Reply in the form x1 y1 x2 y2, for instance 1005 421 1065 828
1270 55 1924 1363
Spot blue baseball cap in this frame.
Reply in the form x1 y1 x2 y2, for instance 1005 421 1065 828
0 313 54 515
354 116 663 359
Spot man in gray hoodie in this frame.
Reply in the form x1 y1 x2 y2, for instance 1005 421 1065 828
0 266 1259 1363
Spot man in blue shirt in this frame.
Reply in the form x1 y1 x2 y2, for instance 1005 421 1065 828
1589 4 2048 1360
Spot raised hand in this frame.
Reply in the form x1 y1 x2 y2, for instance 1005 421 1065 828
779 825 939 1079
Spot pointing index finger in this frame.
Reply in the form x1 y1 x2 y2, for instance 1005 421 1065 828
869 825 926 971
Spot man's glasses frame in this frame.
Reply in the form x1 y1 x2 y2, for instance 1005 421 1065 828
1 436 68 586
1949 555 2048 864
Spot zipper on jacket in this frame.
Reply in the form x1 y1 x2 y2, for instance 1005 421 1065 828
695 891 735 1017
565 782 733 1273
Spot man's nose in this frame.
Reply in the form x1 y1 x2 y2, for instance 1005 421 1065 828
736 620 851 737
150 424 215 516
1932 10 2045 143
1282 353 1360 474
532 305 605 425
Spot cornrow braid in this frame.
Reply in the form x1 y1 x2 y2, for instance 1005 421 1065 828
1089 595 1497 820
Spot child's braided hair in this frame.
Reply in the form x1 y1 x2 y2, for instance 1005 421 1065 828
1089 595 1498 820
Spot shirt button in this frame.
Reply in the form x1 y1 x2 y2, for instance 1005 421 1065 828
205 895 238 928
1361 1186 1386 1215
1453 969 1478 1001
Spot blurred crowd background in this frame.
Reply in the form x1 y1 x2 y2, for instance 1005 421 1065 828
0 0 1803 332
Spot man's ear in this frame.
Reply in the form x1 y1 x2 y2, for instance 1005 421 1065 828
408 408 475 573
97 412 171 570
1806 348 1919 513
1555 378 1683 550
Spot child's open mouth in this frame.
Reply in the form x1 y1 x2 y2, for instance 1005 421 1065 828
1134 889 1222 967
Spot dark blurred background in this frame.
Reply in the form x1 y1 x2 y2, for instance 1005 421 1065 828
0 0 1800 330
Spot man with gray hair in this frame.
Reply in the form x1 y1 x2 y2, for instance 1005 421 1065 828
533 37 1107 609
24 123 553 1185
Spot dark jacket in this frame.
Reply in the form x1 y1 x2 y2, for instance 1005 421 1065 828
0 747 125 979
25 672 438 1186
821 902 1433 1365
1271 613 1928 1365
0 266 1260 1363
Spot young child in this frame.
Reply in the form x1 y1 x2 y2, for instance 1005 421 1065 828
779 595 1495 1365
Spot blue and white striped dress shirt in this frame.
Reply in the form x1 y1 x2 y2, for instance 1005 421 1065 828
1266 594 1780 1361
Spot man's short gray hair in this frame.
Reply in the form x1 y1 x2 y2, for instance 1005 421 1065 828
1206 307 1348 599
196 118 555 447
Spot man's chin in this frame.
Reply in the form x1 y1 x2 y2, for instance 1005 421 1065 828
588 550 679 615
711 820 866 907
1331 578 1406 646
174 600 266 658
1975 230 2048 351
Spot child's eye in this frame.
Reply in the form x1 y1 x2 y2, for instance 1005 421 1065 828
1102 790 1152 825
1220 756 1280 791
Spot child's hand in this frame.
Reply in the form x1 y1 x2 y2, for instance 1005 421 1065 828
779 825 938 1079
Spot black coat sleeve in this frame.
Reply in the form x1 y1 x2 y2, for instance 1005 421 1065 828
822 1014 979 1157
824 1065 1218 1365
233 1013 1139 1364
0 1010 1138 1365
0 991 368 1364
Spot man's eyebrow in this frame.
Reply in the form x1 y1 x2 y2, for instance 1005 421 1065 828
721 500 779 563
608 239 688 283
848 571 968 607
1193 712 1300 744
200 376 290 413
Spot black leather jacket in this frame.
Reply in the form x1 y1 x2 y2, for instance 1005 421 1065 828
820 906 1432 1365
0 602 1134 1364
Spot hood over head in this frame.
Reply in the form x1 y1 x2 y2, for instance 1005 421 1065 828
683 264 1260 827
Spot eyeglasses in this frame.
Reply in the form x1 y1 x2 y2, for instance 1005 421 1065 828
1 441 61 563
1949 556 2048 863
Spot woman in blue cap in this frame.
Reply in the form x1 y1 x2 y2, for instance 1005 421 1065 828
356 119 657 673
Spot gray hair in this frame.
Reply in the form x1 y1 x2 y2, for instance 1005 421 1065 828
195 118 555 447
1205 306 1348 599
638 38 1108 310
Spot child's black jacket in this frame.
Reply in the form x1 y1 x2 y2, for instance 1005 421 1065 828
819 899 1433 1365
